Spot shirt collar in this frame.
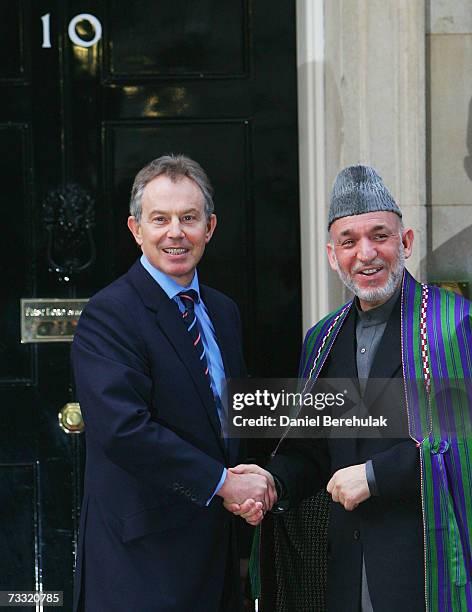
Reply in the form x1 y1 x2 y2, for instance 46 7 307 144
355 284 401 327
140 254 201 301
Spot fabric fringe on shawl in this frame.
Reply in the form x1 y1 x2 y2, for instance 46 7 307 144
402 271 472 611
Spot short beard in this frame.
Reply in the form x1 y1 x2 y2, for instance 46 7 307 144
333 244 405 305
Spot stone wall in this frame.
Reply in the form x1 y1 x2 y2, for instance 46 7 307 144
427 0 472 289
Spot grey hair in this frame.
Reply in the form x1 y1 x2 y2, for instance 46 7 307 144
129 154 214 223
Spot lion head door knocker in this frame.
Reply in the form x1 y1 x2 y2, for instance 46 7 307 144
42 184 96 282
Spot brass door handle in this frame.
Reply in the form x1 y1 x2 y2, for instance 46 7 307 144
58 402 84 434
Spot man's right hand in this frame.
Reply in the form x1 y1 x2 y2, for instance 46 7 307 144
218 464 277 526
217 468 270 506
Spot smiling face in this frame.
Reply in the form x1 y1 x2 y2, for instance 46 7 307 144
127 174 217 286
326 211 414 311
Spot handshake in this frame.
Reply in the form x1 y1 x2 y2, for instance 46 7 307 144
217 464 277 526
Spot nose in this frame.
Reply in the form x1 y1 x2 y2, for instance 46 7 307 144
167 216 184 239
356 238 377 263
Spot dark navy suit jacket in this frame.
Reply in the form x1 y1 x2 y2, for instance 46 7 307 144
71 260 247 612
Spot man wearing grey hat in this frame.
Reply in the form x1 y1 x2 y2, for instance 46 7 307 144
226 165 472 610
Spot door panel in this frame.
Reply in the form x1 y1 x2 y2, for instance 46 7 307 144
0 463 37 590
0 0 28 81
105 0 247 77
0 124 33 383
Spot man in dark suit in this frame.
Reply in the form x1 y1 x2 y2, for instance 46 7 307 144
72 154 275 612
227 166 425 611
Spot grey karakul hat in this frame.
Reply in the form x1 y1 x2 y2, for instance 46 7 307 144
328 165 402 229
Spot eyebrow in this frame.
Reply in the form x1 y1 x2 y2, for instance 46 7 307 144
147 208 201 217
338 224 390 237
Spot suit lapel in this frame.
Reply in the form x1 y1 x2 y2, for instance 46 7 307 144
127 262 224 449
200 287 237 377
322 306 359 382
200 285 240 464
156 299 223 438
326 294 402 414
320 307 359 458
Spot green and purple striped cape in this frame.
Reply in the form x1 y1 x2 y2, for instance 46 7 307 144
297 270 472 611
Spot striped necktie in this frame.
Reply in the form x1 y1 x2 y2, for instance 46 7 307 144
178 290 227 440
178 290 209 379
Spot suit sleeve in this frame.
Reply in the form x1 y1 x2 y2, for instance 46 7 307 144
268 438 330 508
370 439 420 500
72 294 225 508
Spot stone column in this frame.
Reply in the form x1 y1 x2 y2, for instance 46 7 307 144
296 0 329 333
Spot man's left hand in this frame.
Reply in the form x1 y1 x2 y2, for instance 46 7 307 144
224 498 265 526
326 463 370 511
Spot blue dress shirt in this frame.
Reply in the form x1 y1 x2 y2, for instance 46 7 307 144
140 254 227 501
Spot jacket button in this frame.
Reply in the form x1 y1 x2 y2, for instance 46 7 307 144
191 495 197 502
353 529 360 540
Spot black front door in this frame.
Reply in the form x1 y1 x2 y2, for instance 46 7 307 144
0 1 300 607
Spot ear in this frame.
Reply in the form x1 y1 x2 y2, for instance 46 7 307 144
401 227 414 259
127 216 143 246
326 241 338 271
205 214 217 243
